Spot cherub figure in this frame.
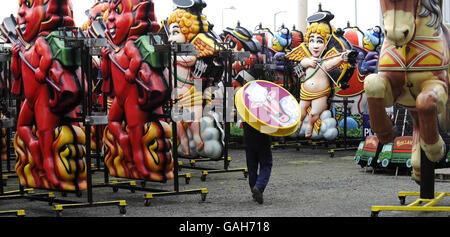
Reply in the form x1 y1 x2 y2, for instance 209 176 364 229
167 5 219 156
295 22 348 137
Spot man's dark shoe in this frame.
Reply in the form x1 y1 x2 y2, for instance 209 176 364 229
252 187 263 204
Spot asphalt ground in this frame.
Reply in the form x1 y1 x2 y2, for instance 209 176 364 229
2 144 450 219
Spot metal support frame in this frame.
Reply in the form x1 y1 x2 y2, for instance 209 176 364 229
177 46 249 182
265 53 361 154
31 30 128 217
371 148 450 217
269 97 359 157
0 48 26 216
95 38 208 206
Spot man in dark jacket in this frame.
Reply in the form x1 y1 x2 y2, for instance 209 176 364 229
243 122 273 204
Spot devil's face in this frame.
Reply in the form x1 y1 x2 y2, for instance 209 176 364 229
17 0 46 42
224 35 244 52
106 0 133 45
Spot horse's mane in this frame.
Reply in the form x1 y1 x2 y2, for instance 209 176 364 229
418 0 442 32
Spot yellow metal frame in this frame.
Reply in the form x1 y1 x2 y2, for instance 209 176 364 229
53 200 127 217
144 188 208 206
371 192 450 216
0 210 25 217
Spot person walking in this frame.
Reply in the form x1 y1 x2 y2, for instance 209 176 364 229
243 122 273 204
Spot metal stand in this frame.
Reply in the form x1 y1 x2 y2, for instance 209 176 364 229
0 48 58 216
371 148 450 217
0 48 26 217
42 30 127 217
270 97 359 157
178 46 249 182
93 38 208 206
327 98 359 157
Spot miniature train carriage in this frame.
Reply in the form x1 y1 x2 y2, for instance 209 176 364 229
166 0 225 159
3 0 88 192
355 136 380 168
447 150 450 164
100 0 173 182
377 136 413 170
354 140 365 163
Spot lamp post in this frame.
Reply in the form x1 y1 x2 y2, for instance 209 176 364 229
274 10 286 31
222 6 236 30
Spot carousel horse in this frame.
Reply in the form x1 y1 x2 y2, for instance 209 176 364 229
101 0 173 181
7 0 86 191
166 0 225 159
364 0 449 182
286 8 357 139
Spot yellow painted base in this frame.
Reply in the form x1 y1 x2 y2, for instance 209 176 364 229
371 192 450 216
0 210 25 217
144 188 208 206
53 200 127 217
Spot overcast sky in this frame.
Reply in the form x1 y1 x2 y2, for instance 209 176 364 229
0 0 383 34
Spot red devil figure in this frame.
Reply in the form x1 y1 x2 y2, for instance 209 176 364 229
11 0 85 190
101 0 172 180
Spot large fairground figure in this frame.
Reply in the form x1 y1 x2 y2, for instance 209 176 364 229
8 0 86 191
364 0 449 182
101 0 173 181
286 7 357 139
222 23 263 88
166 0 225 159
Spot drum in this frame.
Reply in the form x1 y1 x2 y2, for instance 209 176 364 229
235 80 301 137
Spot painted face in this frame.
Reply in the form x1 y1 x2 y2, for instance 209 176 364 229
363 28 383 51
17 0 45 42
363 36 375 51
272 29 291 52
106 0 133 45
308 33 326 58
168 23 186 43
272 37 283 52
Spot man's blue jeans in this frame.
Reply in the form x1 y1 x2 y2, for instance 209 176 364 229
245 146 273 193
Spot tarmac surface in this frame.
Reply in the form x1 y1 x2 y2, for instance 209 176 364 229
1 145 450 218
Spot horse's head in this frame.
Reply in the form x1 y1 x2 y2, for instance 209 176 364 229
380 0 420 47
17 0 75 42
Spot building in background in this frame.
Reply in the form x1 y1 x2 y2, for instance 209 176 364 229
444 0 450 24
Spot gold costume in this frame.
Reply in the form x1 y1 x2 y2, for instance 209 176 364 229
300 84 331 101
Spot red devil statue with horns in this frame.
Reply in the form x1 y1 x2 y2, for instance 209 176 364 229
10 0 87 191
101 0 173 181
